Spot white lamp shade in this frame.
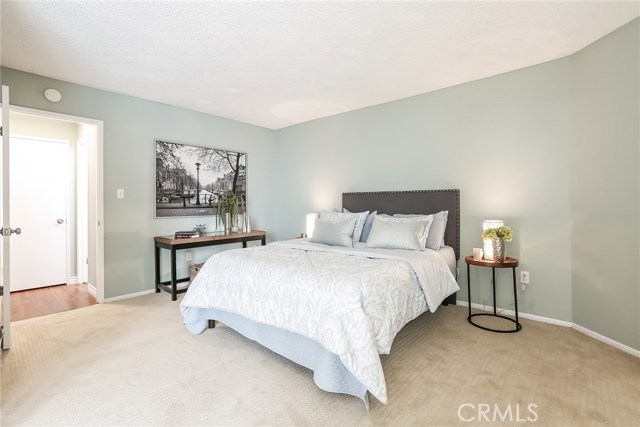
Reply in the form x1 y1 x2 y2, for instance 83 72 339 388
483 220 504 260
306 213 319 238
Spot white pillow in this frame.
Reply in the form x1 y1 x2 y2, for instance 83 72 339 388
394 211 448 250
439 211 449 247
320 210 369 243
310 217 357 247
380 215 433 250
366 217 431 251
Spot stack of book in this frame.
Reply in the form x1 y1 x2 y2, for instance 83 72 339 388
174 231 199 239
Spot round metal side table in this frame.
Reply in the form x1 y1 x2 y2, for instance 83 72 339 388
465 256 522 333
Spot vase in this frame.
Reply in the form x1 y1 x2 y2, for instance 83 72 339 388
492 237 506 263
223 213 231 234
231 214 239 233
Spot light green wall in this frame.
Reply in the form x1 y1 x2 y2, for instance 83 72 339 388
1 68 277 298
2 19 637 349
273 19 639 349
571 19 639 349
275 58 574 322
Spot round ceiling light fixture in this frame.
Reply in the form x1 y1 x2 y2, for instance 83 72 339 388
44 88 62 103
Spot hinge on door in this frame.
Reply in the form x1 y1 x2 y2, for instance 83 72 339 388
0 126 3 136
0 286 3 296
2 227 21 236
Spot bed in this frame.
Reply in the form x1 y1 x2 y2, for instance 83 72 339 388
180 189 460 408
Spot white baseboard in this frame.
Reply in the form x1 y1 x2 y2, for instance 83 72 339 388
572 323 640 358
104 289 156 303
68 276 80 285
456 300 638 358
87 283 97 298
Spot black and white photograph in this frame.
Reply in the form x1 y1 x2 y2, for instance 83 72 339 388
155 139 246 218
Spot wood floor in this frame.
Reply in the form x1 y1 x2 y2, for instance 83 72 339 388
10 284 97 321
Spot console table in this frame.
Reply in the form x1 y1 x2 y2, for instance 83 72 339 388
154 230 266 301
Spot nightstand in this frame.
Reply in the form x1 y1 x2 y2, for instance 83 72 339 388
465 256 522 333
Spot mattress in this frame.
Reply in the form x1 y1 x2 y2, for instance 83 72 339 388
438 245 457 277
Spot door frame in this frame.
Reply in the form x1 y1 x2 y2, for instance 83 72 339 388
77 136 89 285
2 85 12 350
8 105 105 303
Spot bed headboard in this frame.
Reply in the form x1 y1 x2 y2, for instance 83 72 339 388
342 189 460 260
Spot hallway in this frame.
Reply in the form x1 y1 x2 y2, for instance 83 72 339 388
11 284 96 321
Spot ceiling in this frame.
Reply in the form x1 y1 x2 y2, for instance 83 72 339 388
1 2 638 130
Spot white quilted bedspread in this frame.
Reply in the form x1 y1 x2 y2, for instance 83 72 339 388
180 240 459 404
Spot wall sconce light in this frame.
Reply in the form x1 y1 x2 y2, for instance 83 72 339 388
306 213 319 238
483 219 503 260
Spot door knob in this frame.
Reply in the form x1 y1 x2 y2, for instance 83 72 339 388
57 219 64 224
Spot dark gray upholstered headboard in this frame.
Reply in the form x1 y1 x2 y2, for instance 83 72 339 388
342 189 460 260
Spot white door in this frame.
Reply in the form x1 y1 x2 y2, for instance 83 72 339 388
1 85 14 350
10 136 68 291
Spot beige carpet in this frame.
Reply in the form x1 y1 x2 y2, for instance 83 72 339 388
1 293 638 427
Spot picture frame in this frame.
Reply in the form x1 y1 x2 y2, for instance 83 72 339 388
154 139 246 218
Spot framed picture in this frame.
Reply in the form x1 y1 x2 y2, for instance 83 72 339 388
154 139 246 218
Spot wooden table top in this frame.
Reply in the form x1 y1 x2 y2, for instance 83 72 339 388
465 255 519 268
155 230 266 246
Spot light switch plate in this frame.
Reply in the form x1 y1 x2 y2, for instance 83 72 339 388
116 188 125 199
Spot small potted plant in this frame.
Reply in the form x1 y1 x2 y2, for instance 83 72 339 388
215 191 246 233
481 225 513 262
193 224 207 237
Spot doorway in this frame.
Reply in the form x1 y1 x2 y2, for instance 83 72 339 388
10 135 69 292
6 108 104 321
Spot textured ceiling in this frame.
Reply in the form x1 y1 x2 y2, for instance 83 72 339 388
1 1 638 129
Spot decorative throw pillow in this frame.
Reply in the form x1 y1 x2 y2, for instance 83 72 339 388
320 210 369 243
366 217 431 251
310 217 357 247
343 209 377 243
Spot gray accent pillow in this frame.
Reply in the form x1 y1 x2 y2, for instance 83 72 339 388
320 210 369 243
366 216 432 251
344 209 377 242
394 211 448 250
310 217 357 247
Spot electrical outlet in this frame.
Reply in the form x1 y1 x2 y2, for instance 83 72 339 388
185 251 192 261
521 271 530 284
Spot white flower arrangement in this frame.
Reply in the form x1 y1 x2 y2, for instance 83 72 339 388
481 225 513 241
